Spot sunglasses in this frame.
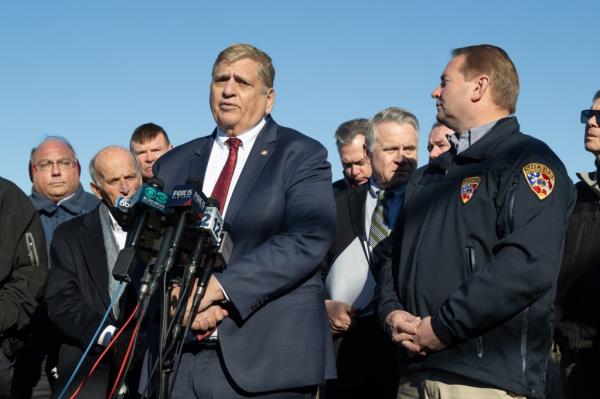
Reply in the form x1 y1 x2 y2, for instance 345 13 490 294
580 109 600 124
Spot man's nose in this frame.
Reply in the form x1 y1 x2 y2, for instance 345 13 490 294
431 86 441 99
119 180 131 195
588 114 599 127
50 162 62 176
394 149 405 163
223 78 235 96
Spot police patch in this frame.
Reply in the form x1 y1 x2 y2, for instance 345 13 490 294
522 163 555 200
460 176 481 204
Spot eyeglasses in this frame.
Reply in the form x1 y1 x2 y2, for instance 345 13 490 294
34 158 76 172
580 109 600 124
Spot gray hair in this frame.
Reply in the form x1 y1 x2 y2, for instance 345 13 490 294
335 118 368 149
89 145 141 186
213 43 275 89
30 135 76 162
365 107 420 150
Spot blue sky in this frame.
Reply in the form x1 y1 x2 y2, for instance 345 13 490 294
2 1 598 193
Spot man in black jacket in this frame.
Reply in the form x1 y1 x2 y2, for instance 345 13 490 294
0 177 48 398
375 45 575 398
554 89 600 398
323 107 419 398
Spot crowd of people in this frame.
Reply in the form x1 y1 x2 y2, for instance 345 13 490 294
0 42 597 399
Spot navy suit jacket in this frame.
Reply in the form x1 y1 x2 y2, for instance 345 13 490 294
154 117 337 392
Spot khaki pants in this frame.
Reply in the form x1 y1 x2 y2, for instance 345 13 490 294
397 370 526 399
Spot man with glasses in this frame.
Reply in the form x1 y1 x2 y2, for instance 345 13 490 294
333 119 372 192
11 136 98 398
554 90 600 398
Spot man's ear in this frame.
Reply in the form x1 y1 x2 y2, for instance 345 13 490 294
90 182 103 200
471 74 490 102
265 88 275 114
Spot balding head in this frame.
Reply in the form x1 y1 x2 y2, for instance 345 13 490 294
30 136 80 202
90 146 142 207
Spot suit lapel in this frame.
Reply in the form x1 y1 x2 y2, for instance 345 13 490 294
224 119 278 225
79 209 110 309
187 133 215 185
348 185 368 241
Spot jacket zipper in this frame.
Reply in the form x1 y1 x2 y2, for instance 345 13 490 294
521 307 530 384
466 246 483 358
507 175 528 382
507 175 519 233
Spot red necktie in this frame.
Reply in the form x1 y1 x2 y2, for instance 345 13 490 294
195 137 241 341
211 137 241 213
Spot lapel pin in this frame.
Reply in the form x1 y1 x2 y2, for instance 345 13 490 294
260 149 268 156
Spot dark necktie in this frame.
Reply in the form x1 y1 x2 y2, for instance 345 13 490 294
195 137 241 341
369 189 391 248
211 137 241 213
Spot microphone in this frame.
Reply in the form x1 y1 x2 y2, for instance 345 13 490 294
137 181 207 301
123 178 168 249
189 201 232 316
112 179 168 283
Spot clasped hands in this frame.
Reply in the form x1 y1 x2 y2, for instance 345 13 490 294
170 276 228 333
385 310 445 356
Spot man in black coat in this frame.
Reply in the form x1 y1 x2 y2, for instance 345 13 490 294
555 89 600 398
323 107 419 398
0 177 47 398
45 146 142 398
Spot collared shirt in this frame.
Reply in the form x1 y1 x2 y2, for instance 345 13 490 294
201 118 266 338
450 119 499 154
364 179 406 241
30 184 99 263
202 118 266 216
108 211 127 251
98 210 127 346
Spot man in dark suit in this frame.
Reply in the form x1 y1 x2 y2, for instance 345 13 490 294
323 107 419 398
152 43 336 399
45 146 142 397
332 118 372 193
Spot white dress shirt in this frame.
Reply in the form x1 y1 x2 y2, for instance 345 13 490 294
97 211 127 346
202 118 266 216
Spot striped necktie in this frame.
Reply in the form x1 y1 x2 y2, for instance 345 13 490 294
369 189 390 248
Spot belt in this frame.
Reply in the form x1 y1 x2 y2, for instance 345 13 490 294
182 339 219 353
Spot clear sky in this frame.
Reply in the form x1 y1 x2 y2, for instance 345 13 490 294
2 1 598 194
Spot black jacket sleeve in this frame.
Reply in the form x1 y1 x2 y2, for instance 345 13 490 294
0 178 48 334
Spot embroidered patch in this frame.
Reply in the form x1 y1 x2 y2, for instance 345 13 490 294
522 163 555 200
460 176 481 204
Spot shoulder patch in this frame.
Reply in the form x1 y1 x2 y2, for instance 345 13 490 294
522 163 555 200
461 176 481 204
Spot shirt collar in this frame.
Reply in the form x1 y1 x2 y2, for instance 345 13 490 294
107 208 125 235
367 179 405 199
30 184 90 214
450 119 499 154
215 118 266 149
